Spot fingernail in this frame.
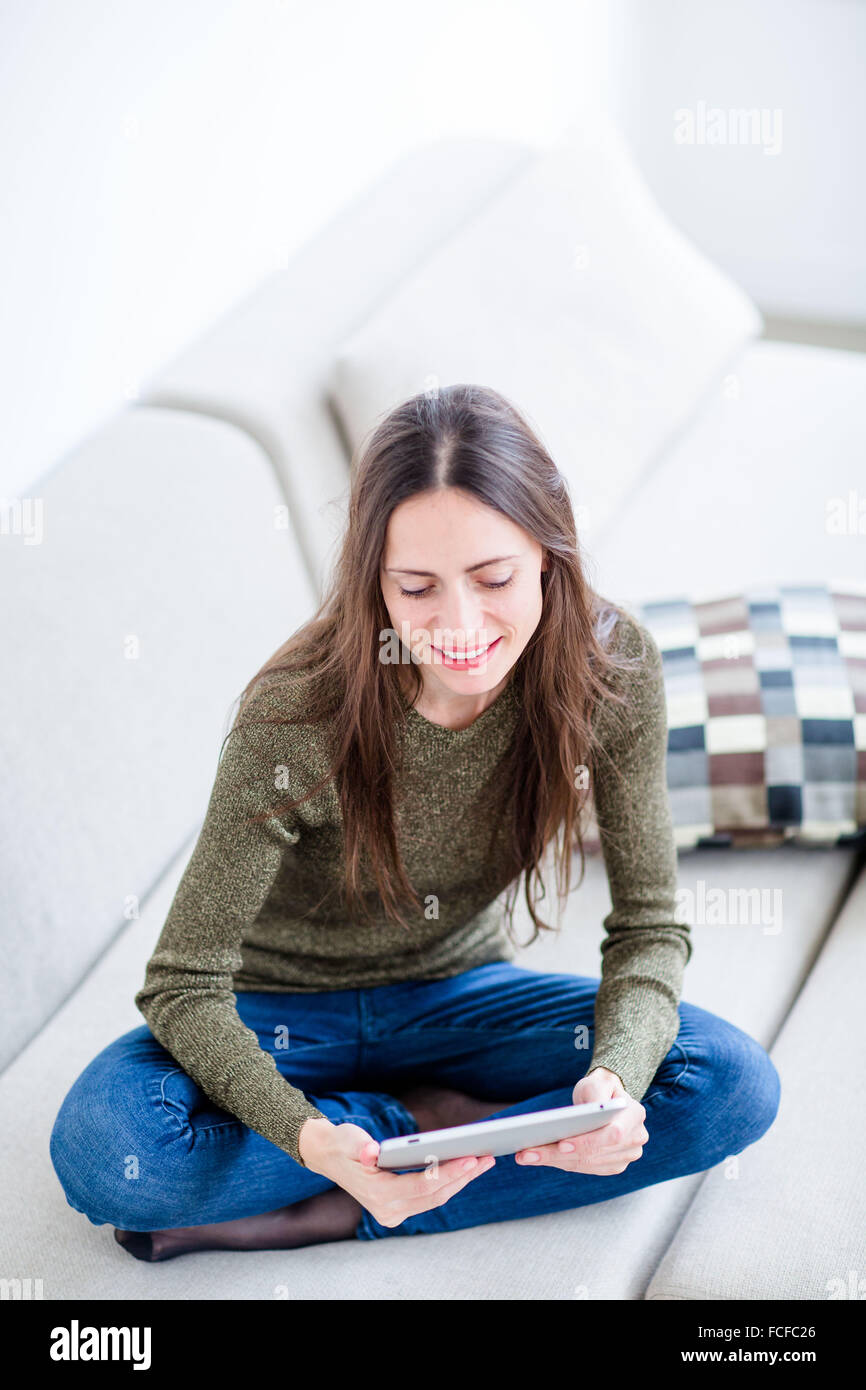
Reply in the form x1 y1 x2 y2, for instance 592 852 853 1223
560 1142 575 1152
523 1151 538 1162
462 1158 476 1170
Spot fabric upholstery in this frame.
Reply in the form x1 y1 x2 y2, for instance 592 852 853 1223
328 109 762 548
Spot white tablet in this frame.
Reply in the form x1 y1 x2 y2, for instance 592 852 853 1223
376 1098 629 1170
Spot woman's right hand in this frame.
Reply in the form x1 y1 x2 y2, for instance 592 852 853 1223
298 1116 495 1228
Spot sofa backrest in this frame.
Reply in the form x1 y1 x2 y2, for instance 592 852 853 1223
137 135 538 598
327 113 762 550
0 137 535 1070
0 408 316 1072
2 119 765 1070
139 118 762 598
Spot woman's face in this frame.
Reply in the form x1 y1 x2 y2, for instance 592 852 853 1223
379 487 547 715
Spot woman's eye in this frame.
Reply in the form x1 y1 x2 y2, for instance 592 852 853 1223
398 577 514 600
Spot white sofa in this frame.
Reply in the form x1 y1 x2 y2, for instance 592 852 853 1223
2 117 865 1301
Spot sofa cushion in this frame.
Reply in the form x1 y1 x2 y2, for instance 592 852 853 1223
586 338 866 601
519 843 858 1052
328 108 762 548
575 581 866 857
628 581 866 850
0 408 316 1074
0 837 697 1300
644 853 866 1301
7 826 854 1299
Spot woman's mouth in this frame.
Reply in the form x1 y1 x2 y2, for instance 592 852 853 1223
431 636 503 670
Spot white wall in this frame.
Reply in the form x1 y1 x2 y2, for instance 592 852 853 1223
615 0 866 327
2 0 862 503
0 0 626 500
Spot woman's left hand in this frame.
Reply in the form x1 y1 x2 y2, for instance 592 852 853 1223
513 1066 648 1175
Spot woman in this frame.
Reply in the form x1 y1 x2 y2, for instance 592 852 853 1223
49 383 780 1261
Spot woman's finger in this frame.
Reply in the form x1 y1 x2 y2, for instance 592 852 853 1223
375 1155 496 1223
556 1124 648 1155
517 1139 645 1171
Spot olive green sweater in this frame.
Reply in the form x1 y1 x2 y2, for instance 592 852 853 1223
135 613 691 1167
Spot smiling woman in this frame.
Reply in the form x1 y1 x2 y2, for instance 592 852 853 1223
49 382 780 1262
379 489 547 726
237 380 651 934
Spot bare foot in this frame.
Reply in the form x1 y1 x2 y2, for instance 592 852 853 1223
114 1186 363 1263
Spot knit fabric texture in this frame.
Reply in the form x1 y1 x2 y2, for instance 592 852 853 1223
135 612 691 1166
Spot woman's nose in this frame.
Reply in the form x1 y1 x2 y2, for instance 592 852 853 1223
436 587 488 642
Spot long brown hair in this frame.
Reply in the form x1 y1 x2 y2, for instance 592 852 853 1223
229 383 649 946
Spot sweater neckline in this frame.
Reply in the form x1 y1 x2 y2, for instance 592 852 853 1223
397 673 518 739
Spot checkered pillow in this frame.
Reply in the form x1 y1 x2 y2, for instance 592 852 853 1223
592 582 866 851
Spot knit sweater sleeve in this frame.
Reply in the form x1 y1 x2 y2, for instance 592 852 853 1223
585 615 692 1100
134 687 329 1167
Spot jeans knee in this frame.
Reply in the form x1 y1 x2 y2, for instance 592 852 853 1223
754 1048 781 1136
715 1027 781 1154
49 1053 189 1230
50 1081 107 1223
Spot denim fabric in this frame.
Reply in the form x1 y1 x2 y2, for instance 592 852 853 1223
48 961 780 1242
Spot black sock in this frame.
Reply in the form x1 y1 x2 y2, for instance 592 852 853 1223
113 1187 363 1263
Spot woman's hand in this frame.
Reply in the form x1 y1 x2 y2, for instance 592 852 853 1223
298 1117 495 1228
513 1066 648 1175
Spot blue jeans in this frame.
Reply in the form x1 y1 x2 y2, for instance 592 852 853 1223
49 961 780 1241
